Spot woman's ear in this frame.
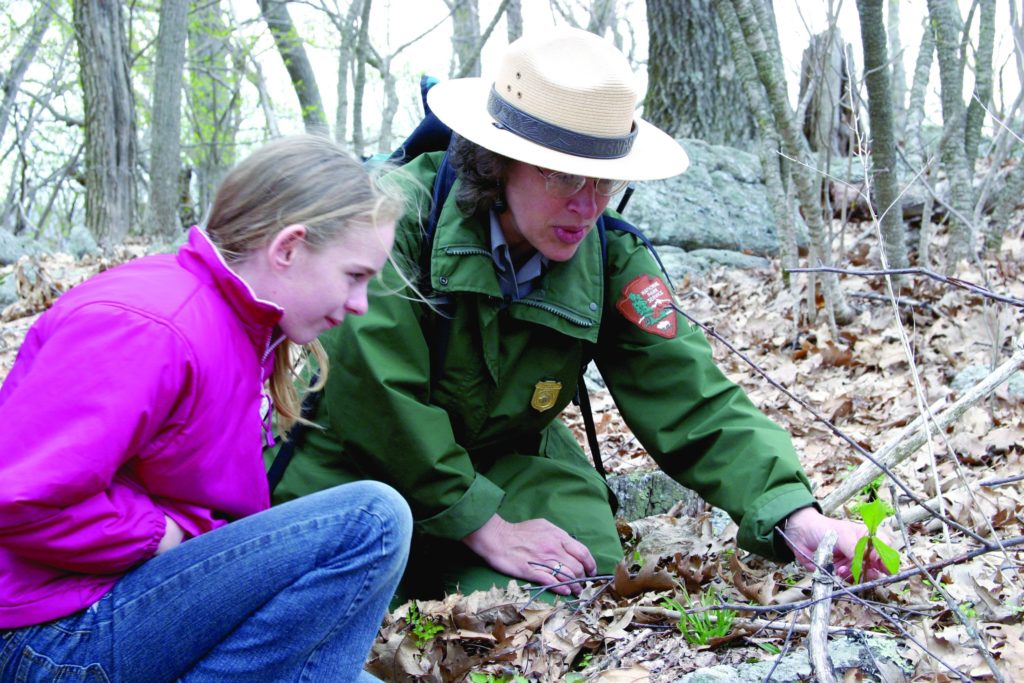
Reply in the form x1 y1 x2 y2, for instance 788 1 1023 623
267 224 308 270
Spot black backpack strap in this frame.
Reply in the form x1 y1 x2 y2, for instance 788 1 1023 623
420 151 458 382
577 212 674 479
267 372 321 495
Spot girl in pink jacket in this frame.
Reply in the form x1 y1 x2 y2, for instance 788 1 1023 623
0 135 411 682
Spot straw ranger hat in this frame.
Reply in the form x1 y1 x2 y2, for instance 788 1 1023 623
426 27 689 182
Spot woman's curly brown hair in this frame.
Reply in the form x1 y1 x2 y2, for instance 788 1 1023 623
448 134 513 216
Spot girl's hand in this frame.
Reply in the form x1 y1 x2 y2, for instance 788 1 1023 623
156 515 185 555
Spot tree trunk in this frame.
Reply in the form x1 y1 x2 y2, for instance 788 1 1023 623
645 0 757 149
73 0 137 249
799 30 858 157
927 0 975 269
334 0 363 145
350 0 372 157
506 0 522 42
964 0 995 172
587 0 618 37
148 0 189 241
887 0 907 135
188 0 240 213
856 0 908 270
715 0 801 328
259 0 328 135
0 3 54 147
904 15 934 173
446 0 481 78
729 0 854 326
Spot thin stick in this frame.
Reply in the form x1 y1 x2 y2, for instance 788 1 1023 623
808 530 838 683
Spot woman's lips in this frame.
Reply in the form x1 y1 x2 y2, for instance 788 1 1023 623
554 226 588 244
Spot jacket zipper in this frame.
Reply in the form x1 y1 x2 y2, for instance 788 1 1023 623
444 246 491 257
514 298 595 327
260 331 287 448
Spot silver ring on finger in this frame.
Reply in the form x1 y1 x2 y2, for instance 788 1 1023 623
551 562 563 577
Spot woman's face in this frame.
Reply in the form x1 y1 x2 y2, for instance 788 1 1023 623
498 161 611 263
273 221 395 344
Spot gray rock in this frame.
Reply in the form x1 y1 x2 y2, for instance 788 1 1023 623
951 364 1024 399
626 138 798 256
66 225 100 259
608 470 703 521
688 249 771 270
0 274 17 308
679 634 911 683
0 230 27 266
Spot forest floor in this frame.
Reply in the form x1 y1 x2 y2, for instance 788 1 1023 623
0 218 1021 682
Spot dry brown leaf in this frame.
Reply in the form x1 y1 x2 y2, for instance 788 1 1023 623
612 559 676 598
594 666 652 682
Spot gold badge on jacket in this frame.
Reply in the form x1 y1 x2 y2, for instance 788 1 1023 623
530 380 562 412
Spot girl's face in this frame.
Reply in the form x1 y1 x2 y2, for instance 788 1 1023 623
271 221 396 344
498 160 612 263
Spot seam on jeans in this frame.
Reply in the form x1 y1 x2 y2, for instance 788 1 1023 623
298 505 397 678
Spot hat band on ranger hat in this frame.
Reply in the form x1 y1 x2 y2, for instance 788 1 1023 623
486 88 638 160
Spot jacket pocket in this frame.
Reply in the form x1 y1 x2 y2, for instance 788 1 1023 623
15 645 111 683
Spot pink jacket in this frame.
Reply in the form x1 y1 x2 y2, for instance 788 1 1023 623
0 227 283 628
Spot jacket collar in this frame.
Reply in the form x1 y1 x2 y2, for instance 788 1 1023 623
176 226 285 352
429 179 604 343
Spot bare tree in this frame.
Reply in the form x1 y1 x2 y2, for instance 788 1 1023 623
259 0 328 135
332 0 364 145
506 0 522 42
445 0 481 77
187 0 242 215
148 0 190 240
645 0 757 149
887 0 907 134
715 0 801 334
964 0 995 173
350 0 372 157
0 3 54 147
927 0 976 269
856 0 908 270
728 0 854 327
73 0 137 249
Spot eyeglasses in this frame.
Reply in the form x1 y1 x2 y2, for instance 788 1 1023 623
535 166 630 198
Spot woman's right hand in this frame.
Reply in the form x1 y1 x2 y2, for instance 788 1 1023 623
461 514 597 596
156 515 185 555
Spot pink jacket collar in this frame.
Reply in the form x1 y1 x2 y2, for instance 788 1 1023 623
177 226 285 351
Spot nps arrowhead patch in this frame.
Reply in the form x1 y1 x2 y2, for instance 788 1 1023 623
616 274 677 339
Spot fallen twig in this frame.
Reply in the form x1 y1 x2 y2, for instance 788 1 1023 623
785 266 1024 308
822 345 1024 514
808 531 838 683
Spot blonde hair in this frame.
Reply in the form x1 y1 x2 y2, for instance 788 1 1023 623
205 134 404 431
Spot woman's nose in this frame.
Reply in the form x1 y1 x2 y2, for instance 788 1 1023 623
566 180 600 219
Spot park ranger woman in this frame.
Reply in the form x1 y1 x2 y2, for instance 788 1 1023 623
271 27 888 598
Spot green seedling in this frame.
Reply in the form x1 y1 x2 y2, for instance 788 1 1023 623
757 642 782 655
660 587 737 645
406 601 444 648
468 674 527 683
851 498 901 583
859 473 886 499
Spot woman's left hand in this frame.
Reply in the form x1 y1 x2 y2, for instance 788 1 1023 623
780 507 894 583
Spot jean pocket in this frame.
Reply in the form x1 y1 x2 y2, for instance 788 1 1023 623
15 645 110 683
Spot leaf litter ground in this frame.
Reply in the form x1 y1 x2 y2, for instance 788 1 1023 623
0 227 1021 682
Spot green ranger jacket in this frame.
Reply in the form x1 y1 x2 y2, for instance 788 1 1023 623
273 152 816 562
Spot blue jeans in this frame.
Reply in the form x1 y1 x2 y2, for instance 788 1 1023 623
0 481 411 683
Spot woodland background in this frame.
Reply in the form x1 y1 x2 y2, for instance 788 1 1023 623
1 0 1023 681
